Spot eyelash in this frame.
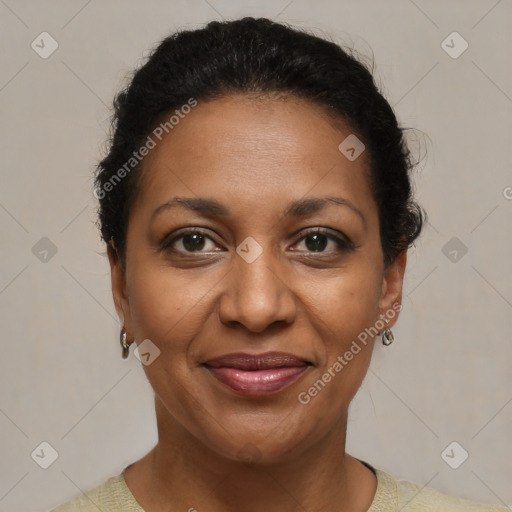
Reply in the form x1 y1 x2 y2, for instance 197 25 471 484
160 228 355 256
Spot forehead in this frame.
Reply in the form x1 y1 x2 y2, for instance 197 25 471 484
132 93 375 221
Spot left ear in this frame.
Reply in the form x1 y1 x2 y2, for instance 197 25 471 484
378 249 407 328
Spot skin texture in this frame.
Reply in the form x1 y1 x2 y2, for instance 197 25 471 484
108 93 407 512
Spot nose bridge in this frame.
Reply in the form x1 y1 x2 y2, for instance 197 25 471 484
218 238 295 332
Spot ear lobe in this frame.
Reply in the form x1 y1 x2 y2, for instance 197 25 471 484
379 250 407 328
107 241 128 327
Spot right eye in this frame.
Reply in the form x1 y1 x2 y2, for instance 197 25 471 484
160 229 223 254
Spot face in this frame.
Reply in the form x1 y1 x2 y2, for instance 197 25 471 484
109 93 406 463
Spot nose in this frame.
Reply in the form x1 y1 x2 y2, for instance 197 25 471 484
217 246 297 333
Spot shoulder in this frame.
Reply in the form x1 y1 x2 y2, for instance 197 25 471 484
381 468 508 511
357 459 508 512
49 472 143 512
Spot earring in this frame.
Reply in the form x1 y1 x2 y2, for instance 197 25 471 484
120 327 130 359
381 327 394 346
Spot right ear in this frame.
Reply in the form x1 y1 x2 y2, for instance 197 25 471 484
107 240 133 337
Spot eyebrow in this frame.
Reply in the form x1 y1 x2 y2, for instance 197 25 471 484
151 195 366 228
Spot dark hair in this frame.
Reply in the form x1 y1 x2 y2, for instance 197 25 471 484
95 16 424 271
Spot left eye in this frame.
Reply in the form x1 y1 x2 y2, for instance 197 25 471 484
161 229 353 254
293 231 351 253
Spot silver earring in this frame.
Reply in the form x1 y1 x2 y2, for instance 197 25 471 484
120 327 130 359
382 327 394 346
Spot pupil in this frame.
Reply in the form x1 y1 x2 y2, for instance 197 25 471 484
306 233 327 252
180 233 329 252
183 233 205 251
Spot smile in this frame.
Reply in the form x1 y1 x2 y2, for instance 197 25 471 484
202 351 312 397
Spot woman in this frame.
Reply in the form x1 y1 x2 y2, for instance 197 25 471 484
51 17 507 512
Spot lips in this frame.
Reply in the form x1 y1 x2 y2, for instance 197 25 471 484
204 352 310 370
202 351 312 397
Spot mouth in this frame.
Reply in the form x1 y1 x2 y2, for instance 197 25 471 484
202 351 313 397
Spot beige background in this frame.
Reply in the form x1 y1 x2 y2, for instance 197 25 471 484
0 1 511 511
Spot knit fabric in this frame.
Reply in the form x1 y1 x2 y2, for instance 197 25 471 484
50 460 508 511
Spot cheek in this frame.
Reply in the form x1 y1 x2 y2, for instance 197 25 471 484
308 262 382 336
302 260 382 401
127 263 211 343
128 272 174 342
299 279 378 419
127 247 383 352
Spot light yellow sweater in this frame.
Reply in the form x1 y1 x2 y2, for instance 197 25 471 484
50 459 508 511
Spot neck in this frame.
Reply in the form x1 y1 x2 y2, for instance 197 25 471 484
125 397 376 512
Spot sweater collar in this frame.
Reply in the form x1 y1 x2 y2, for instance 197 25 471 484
119 459 399 511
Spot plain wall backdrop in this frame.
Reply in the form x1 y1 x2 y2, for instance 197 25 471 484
0 1 511 511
